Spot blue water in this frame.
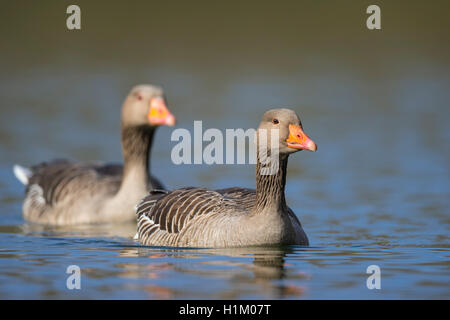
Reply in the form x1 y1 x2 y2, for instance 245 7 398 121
0 67 448 299
0 1 449 299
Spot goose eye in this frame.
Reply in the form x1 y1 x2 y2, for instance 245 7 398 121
272 119 279 125
137 94 143 101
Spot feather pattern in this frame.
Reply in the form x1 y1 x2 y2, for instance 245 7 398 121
136 184 308 248
19 159 164 225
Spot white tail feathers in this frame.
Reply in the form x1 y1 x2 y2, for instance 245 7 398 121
13 164 32 185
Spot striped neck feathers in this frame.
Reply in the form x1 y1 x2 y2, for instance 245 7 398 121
254 151 289 213
120 124 155 187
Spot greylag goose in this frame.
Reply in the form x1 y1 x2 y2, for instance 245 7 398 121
13 84 175 225
135 108 316 248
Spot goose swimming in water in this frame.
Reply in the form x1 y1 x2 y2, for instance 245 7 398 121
135 108 316 248
13 84 175 225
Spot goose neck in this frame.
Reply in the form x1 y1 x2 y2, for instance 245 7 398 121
120 124 154 192
254 153 289 212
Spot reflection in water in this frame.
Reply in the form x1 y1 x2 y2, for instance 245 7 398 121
115 246 308 299
0 218 448 299
19 221 137 239
5 221 310 298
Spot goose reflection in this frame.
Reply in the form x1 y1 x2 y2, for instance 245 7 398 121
19 221 137 238
115 245 309 299
15 223 309 298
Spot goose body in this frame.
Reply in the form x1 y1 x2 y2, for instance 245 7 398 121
136 187 307 247
136 108 316 248
14 85 175 225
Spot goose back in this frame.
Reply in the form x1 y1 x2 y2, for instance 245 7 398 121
22 159 165 225
136 186 308 248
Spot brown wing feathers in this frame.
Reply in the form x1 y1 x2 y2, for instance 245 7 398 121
25 160 124 213
136 187 225 242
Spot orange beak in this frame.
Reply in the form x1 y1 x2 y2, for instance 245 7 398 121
286 124 317 151
147 97 176 126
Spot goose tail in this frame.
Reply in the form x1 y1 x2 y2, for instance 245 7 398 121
13 164 32 185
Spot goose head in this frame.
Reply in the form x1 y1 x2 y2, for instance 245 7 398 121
121 84 176 128
257 108 317 155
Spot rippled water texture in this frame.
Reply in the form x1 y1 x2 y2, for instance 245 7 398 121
0 1 449 299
